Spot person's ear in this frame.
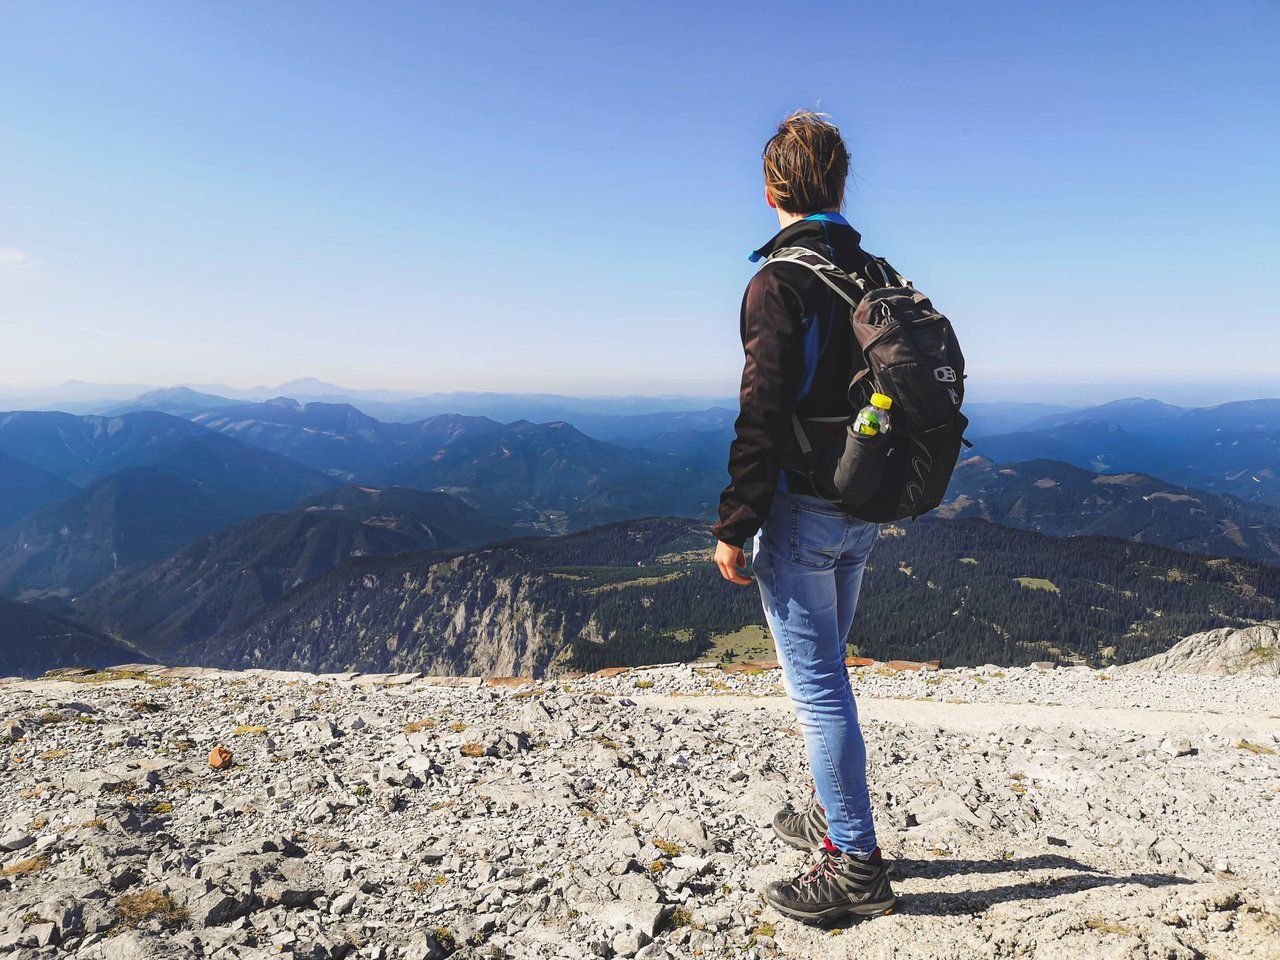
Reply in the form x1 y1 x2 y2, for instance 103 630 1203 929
765 187 777 210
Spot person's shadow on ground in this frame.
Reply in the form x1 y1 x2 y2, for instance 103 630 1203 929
891 853 1191 917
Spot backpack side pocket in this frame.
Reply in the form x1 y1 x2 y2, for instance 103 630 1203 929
828 429 891 508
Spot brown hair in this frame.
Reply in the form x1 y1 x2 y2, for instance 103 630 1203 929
762 110 849 214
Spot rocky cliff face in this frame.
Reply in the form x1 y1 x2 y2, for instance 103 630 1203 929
1120 621 1280 676
192 550 583 677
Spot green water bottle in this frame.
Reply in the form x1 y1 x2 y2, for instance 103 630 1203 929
852 393 893 437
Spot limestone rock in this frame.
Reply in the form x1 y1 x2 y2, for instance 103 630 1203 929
2 657 1275 960
1121 622 1280 676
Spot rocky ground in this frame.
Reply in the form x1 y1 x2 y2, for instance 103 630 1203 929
1 660 1278 960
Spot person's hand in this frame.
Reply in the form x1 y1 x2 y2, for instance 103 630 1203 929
714 540 752 585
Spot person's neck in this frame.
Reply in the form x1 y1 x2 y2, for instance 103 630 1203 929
776 206 840 229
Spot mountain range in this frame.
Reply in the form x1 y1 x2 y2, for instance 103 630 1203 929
942 457 1280 564
0 411 339 600
2 388 1278 678
0 404 717 614
52 462 1280 670
0 410 208 485
971 398 1280 507
0 380 736 424
190 399 718 532
192 399 494 478
0 410 336 510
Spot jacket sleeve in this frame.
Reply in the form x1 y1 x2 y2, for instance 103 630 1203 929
711 267 806 547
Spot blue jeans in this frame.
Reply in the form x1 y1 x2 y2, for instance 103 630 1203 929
752 490 880 856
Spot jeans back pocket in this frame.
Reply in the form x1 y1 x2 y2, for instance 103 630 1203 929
788 500 845 569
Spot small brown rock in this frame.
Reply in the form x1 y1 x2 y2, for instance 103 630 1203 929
208 745 233 770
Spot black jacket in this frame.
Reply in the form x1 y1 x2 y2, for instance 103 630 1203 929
711 214 891 547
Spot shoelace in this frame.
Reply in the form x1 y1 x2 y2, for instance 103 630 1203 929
798 851 840 887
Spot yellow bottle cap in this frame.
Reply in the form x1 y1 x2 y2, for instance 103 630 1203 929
870 393 892 410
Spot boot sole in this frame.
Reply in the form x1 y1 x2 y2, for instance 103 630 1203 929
766 895 897 926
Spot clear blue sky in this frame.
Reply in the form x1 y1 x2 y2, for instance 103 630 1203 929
2 1 1277 402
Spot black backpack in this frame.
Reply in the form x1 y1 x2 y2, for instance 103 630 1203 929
768 246 970 523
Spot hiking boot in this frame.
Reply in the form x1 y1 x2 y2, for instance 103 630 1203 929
763 840 896 926
771 795 897 876
772 789 828 851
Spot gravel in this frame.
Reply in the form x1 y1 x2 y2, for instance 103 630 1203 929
1 661 1277 960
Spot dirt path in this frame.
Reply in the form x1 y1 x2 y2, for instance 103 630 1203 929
629 691 1280 738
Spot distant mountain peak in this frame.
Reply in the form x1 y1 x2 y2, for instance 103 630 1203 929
275 377 340 388
142 386 205 398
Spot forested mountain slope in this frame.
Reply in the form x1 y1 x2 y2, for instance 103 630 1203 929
0 469 241 599
0 597 148 677
76 487 509 650
0 451 78 528
178 517 1280 675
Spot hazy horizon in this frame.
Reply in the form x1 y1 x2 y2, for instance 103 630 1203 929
1 374 1277 412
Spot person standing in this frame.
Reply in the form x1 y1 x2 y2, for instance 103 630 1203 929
712 111 897 924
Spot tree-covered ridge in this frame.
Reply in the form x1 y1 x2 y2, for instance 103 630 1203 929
204 516 1280 675
855 519 1279 666
560 518 1280 670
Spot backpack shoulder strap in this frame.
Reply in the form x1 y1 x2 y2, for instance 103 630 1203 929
772 245 911 292
768 247 869 479
765 246 865 307
866 256 913 289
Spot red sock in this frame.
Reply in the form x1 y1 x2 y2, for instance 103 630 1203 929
824 836 881 861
